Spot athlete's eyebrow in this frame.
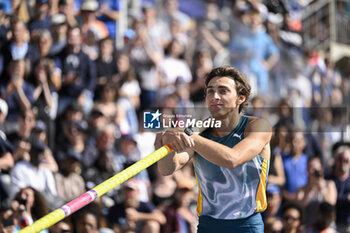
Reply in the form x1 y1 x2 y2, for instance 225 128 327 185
207 85 230 89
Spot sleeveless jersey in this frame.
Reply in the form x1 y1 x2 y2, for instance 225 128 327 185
194 115 269 219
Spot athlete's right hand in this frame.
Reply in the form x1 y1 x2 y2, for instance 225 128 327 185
159 130 194 153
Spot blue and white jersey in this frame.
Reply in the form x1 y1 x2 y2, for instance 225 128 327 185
194 115 269 219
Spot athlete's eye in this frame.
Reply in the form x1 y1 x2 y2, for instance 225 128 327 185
219 89 228 95
206 89 214 95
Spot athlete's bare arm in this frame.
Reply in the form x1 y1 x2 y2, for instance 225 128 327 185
155 132 195 176
190 117 272 168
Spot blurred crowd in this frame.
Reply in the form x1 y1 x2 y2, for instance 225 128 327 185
0 0 349 233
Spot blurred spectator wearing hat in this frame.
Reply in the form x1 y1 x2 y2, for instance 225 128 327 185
54 147 86 203
28 0 51 34
49 14 68 57
10 139 58 204
56 26 96 116
107 178 166 233
161 178 197 233
80 0 109 42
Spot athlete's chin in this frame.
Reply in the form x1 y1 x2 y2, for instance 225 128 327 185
209 109 227 119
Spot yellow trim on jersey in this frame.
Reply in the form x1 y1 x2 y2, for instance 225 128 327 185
255 159 268 212
195 173 203 216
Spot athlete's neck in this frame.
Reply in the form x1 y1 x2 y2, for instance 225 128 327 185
212 112 241 137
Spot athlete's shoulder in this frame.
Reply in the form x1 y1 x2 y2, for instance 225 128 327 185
246 116 272 130
244 116 272 138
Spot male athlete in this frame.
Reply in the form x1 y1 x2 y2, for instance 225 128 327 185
155 66 272 232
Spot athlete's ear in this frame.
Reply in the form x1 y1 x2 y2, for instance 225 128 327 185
236 95 246 106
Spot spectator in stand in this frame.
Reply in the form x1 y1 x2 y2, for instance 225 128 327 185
264 216 283 233
282 131 308 201
55 120 90 168
11 187 50 230
57 0 79 28
55 101 84 149
281 202 304 233
142 2 171 49
95 37 118 88
7 109 36 162
9 0 30 23
80 0 109 42
295 156 337 225
263 184 283 220
83 123 118 171
303 202 338 233
107 179 166 233
115 135 150 202
10 140 58 205
57 26 96 116
189 49 213 109
50 221 72 233
31 58 60 149
328 142 350 232
268 124 288 188
28 0 51 34
49 14 68 57
0 59 34 131
93 81 129 135
161 178 197 233
161 0 191 32
230 9 279 96
158 38 192 100
31 120 58 172
54 150 86 203
195 0 229 60
116 52 140 110
97 0 119 39
129 21 163 110
0 127 14 206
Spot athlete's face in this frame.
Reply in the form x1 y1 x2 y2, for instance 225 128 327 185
205 76 245 118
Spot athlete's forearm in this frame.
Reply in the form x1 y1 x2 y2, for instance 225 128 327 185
191 134 239 169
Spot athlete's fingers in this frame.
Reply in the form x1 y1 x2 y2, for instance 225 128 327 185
180 133 193 148
154 132 163 149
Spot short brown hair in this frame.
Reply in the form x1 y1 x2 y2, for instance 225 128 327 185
205 66 251 113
